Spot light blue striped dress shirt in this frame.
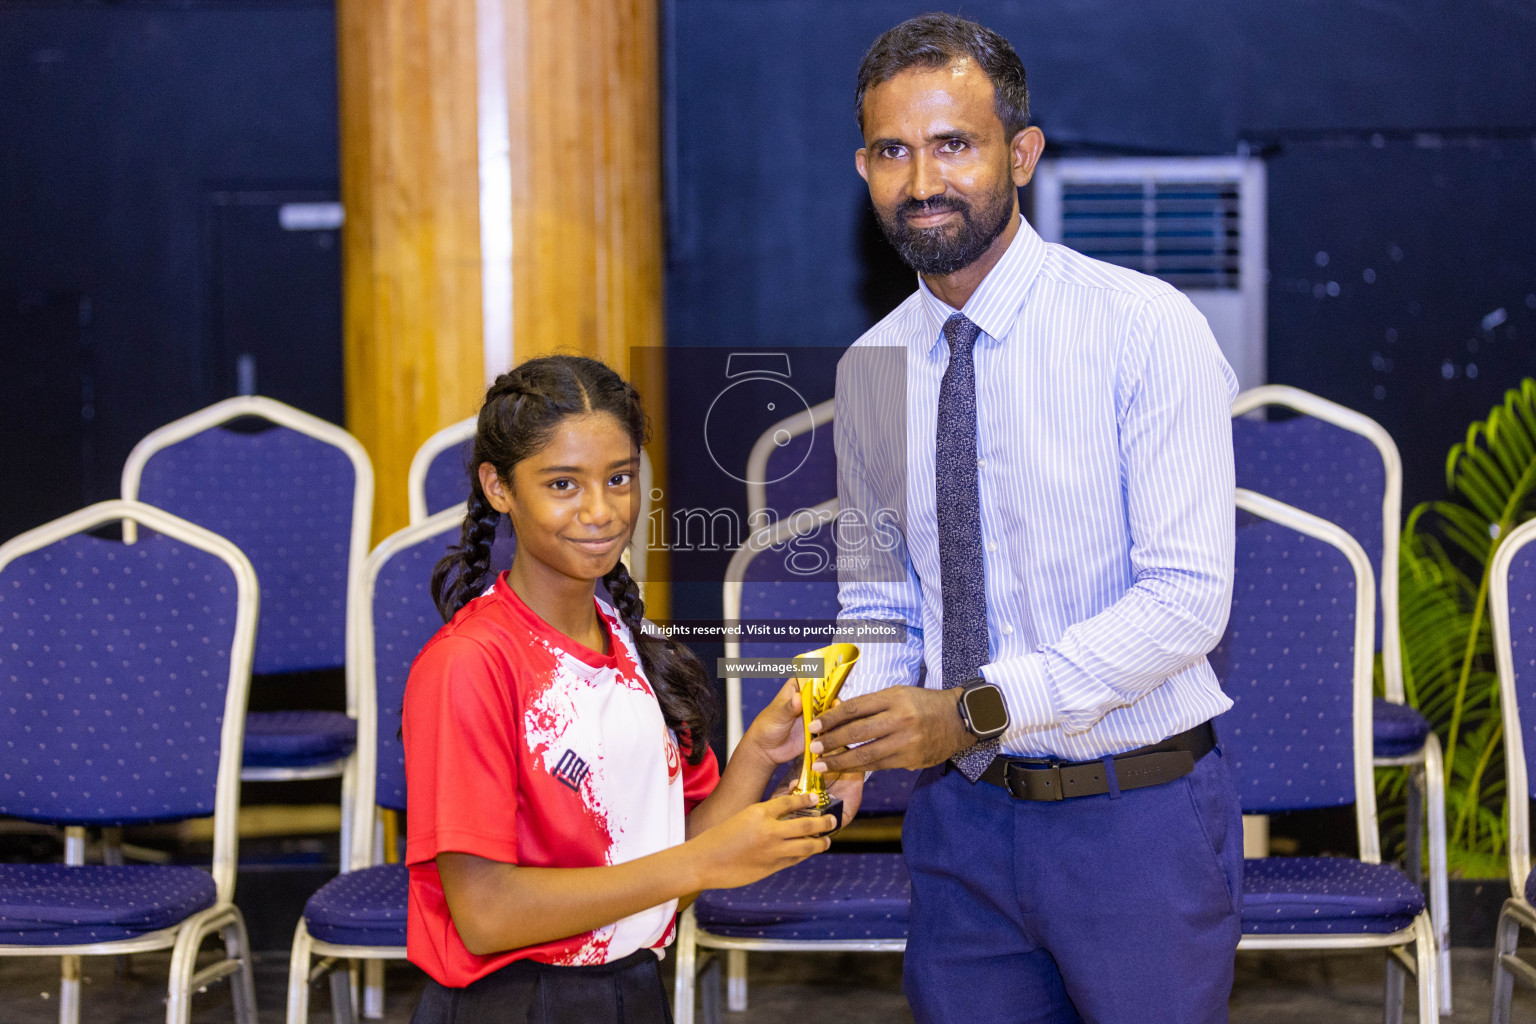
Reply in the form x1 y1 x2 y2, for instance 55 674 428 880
835 215 1238 760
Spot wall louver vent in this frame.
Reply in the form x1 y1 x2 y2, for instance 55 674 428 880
1059 180 1241 290
1033 157 1267 390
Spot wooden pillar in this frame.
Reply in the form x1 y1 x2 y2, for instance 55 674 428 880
339 0 669 572
500 0 671 605
501 0 666 371
338 0 486 541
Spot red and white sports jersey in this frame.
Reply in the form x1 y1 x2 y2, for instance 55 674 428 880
403 574 720 988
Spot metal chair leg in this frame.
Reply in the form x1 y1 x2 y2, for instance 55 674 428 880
59 955 81 1024
287 920 314 1024
223 913 259 1024
1492 900 1523 1024
672 910 697 1024
1421 734 1451 1014
1384 948 1406 1024
329 962 357 1024
167 906 250 1024
726 949 747 1012
1414 911 1439 1024
362 958 385 1019
700 955 723 1024
1404 769 1424 884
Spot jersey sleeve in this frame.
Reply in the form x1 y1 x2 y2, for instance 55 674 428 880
404 634 522 867
680 736 720 815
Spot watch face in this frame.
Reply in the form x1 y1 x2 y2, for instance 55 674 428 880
964 685 1009 735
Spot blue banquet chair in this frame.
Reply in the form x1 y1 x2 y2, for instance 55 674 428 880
0 499 260 1024
673 502 913 1024
406 417 477 525
1231 382 1450 1011
1216 489 1438 1023
121 395 374 856
1488 517 1536 1021
284 507 463 1024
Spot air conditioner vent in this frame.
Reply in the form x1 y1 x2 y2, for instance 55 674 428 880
1032 157 1266 389
1060 180 1242 289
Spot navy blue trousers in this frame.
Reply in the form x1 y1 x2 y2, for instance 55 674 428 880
902 746 1243 1024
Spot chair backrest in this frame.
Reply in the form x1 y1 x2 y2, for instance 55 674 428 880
121 395 373 680
1489 517 1536 897
723 501 841 751
1231 384 1403 700
407 415 654 581
0 499 257 900
723 501 916 814
407 418 477 525
745 399 835 527
347 507 463 870
1212 489 1379 861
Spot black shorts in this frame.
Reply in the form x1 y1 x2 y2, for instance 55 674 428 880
409 948 672 1024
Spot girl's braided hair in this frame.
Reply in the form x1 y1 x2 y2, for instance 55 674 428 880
430 355 715 762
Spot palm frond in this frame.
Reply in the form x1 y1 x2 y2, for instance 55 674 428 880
1399 380 1536 873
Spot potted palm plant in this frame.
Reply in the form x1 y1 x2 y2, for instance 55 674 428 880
1392 380 1536 938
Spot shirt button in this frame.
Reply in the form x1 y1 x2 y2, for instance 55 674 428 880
986 542 997 553
977 458 986 467
1002 624 1014 635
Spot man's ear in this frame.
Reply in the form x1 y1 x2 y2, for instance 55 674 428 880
1010 126 1046 188
478 461 514 514
855 147 869 183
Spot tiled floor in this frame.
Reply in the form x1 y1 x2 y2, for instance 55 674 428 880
1 945 1532 1022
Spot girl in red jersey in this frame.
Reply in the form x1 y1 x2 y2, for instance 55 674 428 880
404 355 856 1024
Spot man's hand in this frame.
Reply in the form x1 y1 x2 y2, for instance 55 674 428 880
770 755 866 829
809 685 974 772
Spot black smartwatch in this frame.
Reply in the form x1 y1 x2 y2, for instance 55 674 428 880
957 678 1010 741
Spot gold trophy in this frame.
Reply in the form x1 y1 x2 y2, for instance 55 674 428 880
786 642 860 833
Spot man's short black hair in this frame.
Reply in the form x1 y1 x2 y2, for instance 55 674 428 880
855 13 1030 141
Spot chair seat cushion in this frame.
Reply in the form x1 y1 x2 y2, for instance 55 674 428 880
860 769 918 815
242 710 356 768
1242 857 1425 934
0 864 216 946
303 864 407 947
1373 699 1432 759
693 853 909 941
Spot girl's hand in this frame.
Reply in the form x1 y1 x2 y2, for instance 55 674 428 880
741 678 806 766
689 792 833 890
771 755 867 830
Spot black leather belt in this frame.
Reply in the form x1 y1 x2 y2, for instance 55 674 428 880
971 721 1216 801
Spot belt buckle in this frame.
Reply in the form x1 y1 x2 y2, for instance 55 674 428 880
1003 758 1065 801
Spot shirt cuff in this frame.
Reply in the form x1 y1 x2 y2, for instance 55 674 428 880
842 630 922 700
980 653 1056 737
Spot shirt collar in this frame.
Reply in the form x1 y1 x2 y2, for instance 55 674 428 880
915 213 1047 354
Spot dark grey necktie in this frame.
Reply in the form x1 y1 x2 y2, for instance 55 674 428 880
936 313 998 781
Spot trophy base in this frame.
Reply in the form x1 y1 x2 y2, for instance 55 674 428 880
786 797 843 837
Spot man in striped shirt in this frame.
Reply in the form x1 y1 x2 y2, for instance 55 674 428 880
810 14 1242 1023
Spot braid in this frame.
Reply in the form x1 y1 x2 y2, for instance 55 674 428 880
603 560 717 764
430 355 711 748
431 490 502 622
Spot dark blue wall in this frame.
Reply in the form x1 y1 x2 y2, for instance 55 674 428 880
0 2 338 538
663 0 1536 627
666 0 1536 354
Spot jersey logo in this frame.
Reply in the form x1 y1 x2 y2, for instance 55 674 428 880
663 730 682 784
552 748 592 792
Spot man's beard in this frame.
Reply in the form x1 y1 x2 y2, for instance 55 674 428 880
875 178 1017 277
